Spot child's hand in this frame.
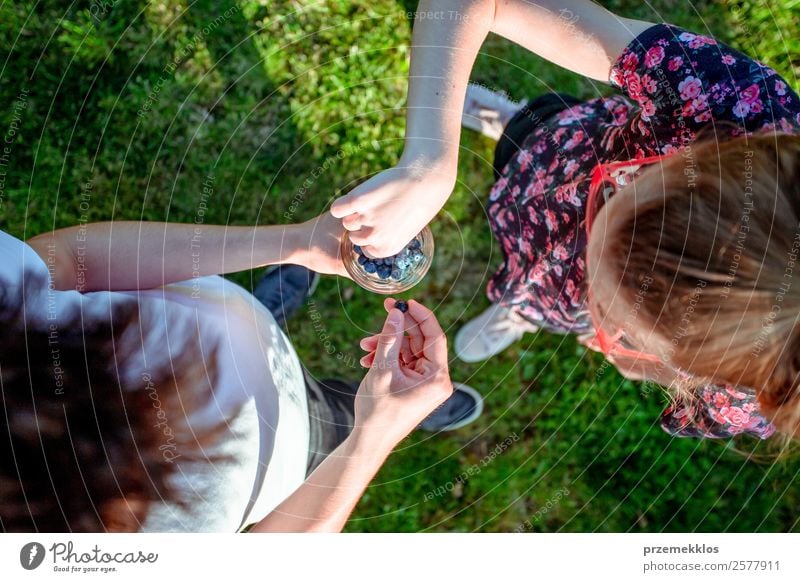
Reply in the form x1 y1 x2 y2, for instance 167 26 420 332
354 298 453 448
290 211 349 278
330 161 455 258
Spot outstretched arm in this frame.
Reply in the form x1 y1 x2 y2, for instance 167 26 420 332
26 212 345 291
402 0 651 161
250 299 452 532
331 0 654 257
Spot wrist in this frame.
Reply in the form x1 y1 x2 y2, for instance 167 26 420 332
400 143 457 180
346 425 404 460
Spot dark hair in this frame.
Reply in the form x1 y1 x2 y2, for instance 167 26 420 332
1 302 217 531
596 133 800 438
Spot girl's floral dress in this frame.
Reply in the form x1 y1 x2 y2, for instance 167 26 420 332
487 24 800 440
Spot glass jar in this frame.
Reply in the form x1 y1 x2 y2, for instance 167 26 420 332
341 226 434 294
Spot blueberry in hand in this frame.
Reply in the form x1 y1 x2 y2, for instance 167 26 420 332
395 300 408 313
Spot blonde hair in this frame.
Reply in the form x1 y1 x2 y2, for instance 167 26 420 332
599 133 800 438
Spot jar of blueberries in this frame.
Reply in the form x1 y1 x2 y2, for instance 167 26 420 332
341 226 434 294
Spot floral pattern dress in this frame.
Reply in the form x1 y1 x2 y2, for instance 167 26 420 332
487 24 800 440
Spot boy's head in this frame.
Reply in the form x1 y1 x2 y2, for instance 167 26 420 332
587 133 800 437
0 304 212 531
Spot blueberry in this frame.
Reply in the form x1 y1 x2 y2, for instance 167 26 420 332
395 257 408 269
378 266 392 279
409 239 421 250
384 255 394 265
357 255 368 266
364 261 377 274
391 268 403 280
354 245 364 256
395 300 408 313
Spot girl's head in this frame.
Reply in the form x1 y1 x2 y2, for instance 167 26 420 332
587 133 800 438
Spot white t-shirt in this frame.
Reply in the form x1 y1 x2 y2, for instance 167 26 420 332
0 229 310 531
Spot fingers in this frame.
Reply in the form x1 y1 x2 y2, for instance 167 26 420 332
360 351 376 368
383 298 424 359
358 335 380 369
399 335 415 366
379 298 447 366
348 235 400 258
360 299 444 372
341 213 362 232
346 227 375 246
404 300 448 364
359 335 380 352
330 192 360 218
406 322 424 362
330 208 400 258
361 322 414 368
374 308 404 366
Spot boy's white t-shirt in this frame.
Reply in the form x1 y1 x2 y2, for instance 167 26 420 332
0 229 310 531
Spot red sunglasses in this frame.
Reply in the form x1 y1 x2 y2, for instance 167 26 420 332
584 153 669 364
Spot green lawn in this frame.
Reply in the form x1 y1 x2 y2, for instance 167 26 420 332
2 0 800 532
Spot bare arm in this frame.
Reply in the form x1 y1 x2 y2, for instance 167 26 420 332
249 428 390 532
251 299 452 532
26 212 345 291
404 0 652 162
331 0 654 257
493 0 653 80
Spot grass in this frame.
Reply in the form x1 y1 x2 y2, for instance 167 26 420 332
1 0 799 532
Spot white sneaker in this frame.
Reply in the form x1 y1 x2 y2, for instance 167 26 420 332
455 303 539 363
461 83 525 141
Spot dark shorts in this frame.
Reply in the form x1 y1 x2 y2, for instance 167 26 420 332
492 93 582 180
303 370 358 475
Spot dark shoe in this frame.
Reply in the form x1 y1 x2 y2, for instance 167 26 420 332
418 383 484 432
253 265 319 327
